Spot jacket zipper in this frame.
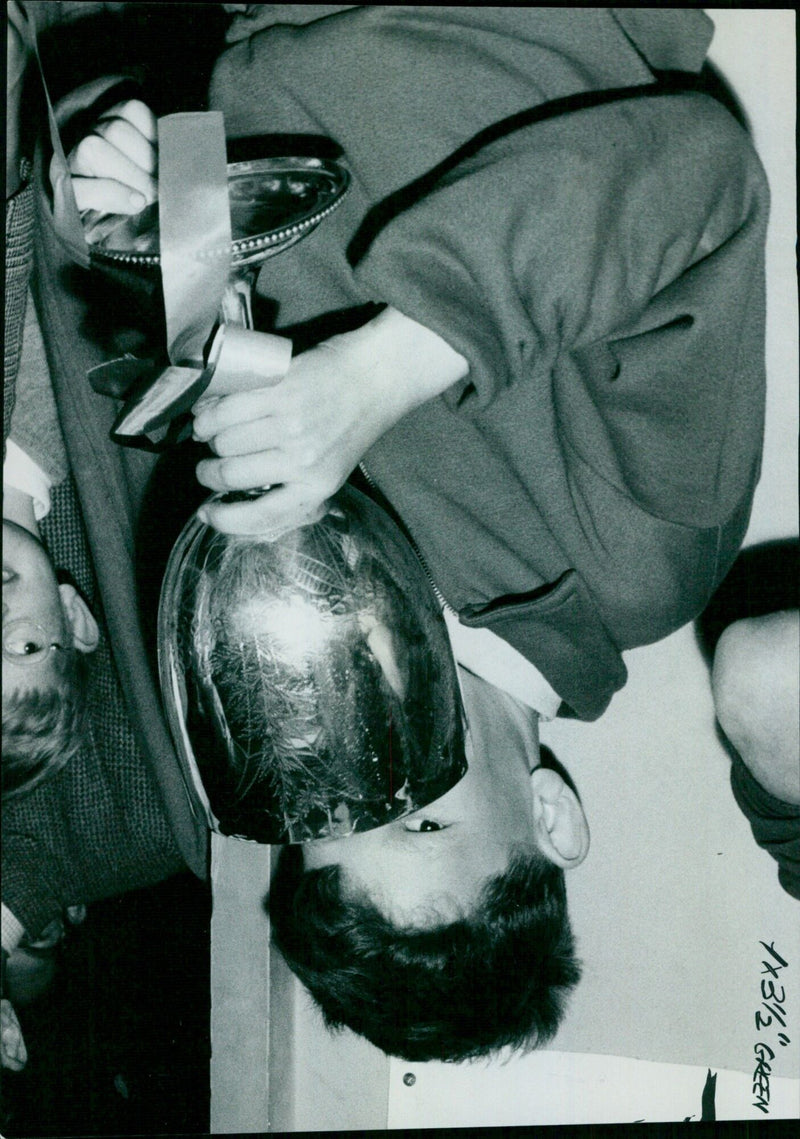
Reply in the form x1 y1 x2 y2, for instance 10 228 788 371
358 461 458 615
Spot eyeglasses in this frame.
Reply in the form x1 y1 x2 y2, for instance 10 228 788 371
2 619 65 667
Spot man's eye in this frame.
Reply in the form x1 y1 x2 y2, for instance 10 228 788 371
6 638 45 657
8 637 45 656
404 818 445 833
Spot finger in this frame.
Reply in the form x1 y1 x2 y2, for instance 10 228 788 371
198 487 327 538
101 98 158 143
204 416 287 458
193 390 281 441
93 115 158 175
190 393 219 419
72 176 148 216
195 451 289 492
69 133 157 203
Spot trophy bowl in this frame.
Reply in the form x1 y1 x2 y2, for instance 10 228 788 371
158 486 467 844
86 155 350 270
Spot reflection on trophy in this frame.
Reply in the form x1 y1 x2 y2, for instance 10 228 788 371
159 486 467 843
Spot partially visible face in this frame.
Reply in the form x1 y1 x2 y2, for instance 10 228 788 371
304 668 542 926
2 520 69 699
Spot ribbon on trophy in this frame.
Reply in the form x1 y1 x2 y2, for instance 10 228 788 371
104 109 233 446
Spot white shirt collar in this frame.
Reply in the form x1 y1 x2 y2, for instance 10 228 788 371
3 438 53 522
442 607 561 721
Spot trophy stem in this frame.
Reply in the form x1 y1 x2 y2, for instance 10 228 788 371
220 272 256 330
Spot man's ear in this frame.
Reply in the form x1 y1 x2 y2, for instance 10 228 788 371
531 766 590 870
58 583 100 654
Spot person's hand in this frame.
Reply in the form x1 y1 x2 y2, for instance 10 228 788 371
192 307 468 538
54 98 157 240
1 998 27 1072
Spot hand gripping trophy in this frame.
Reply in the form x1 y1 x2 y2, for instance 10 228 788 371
71 109 467 844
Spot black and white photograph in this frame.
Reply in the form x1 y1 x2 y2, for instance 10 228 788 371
2 5 797 1135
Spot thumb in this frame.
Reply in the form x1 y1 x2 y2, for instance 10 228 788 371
199 327 293 404
198 487 327 539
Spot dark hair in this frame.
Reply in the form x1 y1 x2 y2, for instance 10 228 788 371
269 845 581 1062
2 649 90 802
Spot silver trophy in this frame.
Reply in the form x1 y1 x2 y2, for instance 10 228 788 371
158 485 467 844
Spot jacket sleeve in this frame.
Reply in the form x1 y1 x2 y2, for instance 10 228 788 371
351 91 769 530
1 743 186 941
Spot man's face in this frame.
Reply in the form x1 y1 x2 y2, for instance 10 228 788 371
2 520 69 699
304 668 545 925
